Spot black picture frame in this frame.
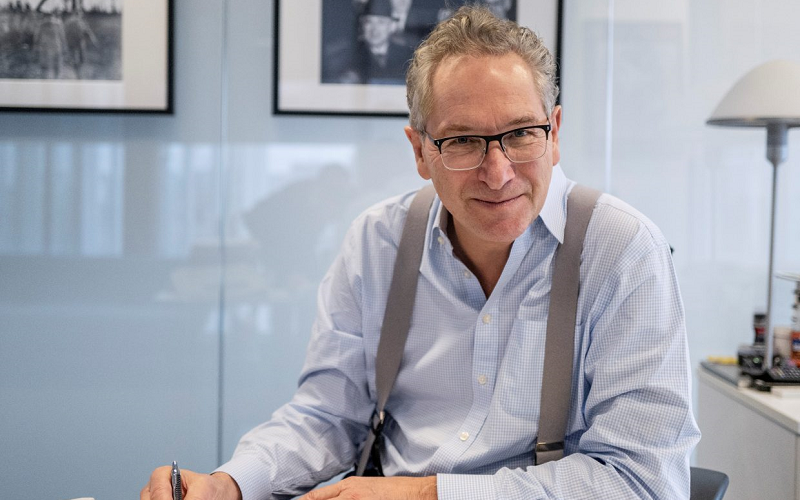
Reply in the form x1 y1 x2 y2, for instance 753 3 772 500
0 0 174 114
273 0 562 117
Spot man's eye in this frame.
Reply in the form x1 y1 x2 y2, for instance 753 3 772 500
455 137 471 144
512 129 529 138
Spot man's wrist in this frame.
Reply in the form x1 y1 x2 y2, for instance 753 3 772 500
210 471 243 500
419 475 438 500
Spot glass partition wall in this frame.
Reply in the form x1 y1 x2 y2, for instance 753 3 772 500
2 0 800 498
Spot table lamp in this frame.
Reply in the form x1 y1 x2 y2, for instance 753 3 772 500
707 60 800 371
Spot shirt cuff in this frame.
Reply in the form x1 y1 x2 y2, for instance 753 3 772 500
436 473 496 500
214 454 270 500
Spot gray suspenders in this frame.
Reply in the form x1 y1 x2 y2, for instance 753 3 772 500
355 183 601 475
536 184 601 464
355 184 437 476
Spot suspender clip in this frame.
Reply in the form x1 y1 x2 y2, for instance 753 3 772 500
370 409 386 434
535 441 565 453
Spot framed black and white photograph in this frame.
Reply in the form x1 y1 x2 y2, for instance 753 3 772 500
0 0 173 113
274 0 562 117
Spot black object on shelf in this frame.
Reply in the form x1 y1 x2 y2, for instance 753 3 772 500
752 365 800 391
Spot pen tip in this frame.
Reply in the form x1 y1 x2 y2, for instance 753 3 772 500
173 460 178 468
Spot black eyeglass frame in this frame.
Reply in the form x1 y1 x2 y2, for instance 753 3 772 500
428 123 552 170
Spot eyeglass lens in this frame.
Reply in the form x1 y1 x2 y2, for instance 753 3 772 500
439 127 548 171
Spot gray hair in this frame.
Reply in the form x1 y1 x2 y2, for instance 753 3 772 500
405 5 559 131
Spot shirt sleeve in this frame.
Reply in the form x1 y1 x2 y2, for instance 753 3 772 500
215 225 373 500
437 222 700 500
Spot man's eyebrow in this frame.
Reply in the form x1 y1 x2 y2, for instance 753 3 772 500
435 123 475 135
505 115 548 128
438 115 548 136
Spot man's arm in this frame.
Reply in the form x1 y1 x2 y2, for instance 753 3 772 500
436 225 700 500
214 229 376 499
140 246 372 500
299 476 437 500
140 214 381 500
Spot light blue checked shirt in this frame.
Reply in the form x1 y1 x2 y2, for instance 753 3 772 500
218 165 700 500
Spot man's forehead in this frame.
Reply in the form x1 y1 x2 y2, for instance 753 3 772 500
425 54 547 135
428 54 541 103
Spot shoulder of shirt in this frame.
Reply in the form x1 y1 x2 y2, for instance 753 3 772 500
342 188 420 250
587 191 670 255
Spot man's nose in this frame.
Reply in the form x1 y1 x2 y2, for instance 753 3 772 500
478 141 515 189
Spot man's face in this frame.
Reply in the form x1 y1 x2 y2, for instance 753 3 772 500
361 15 394 51
405 53 561 255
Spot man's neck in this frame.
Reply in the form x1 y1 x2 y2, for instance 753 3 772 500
447 218 511 298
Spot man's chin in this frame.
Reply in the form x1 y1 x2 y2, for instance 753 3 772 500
472 218 533 246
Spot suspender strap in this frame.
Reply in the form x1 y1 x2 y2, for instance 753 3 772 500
355 183 601 473
355 184 437 476
535 184 601 465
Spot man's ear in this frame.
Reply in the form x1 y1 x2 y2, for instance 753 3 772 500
405 125 431 180
549 105 562 166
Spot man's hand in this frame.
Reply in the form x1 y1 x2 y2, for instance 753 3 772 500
140 466 242 500
299 475 437 500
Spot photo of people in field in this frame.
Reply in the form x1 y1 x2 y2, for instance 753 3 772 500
0 0 122 80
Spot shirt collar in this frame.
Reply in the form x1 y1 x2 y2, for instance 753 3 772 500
538 164 573 244
429 163 574 247
430 198 450 250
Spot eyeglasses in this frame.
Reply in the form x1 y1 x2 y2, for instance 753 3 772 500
427 123 551 171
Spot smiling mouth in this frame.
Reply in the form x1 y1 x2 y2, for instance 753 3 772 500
474 194 523 207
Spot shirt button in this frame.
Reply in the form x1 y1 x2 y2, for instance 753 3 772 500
482 314 491 324
437 236 444 245
477 374 488 385
463 270 471 278
459 431 470 441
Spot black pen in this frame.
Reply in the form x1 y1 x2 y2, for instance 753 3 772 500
171 461 183 500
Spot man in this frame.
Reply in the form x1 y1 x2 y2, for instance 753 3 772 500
142 7 699 500
64 8 97 78
34 11 67 79
332 0 415 85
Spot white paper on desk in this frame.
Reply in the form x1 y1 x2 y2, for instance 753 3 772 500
771 386 800 398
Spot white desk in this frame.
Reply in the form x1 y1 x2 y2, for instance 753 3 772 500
696 364 800 500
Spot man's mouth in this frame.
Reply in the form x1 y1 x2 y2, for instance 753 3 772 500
474 194 523 206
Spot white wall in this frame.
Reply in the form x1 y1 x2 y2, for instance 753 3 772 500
561 0 800 373
1 0 799 498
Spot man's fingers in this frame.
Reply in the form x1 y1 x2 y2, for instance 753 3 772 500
182 470 209 500
145 465 180 500
142 465 246 500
